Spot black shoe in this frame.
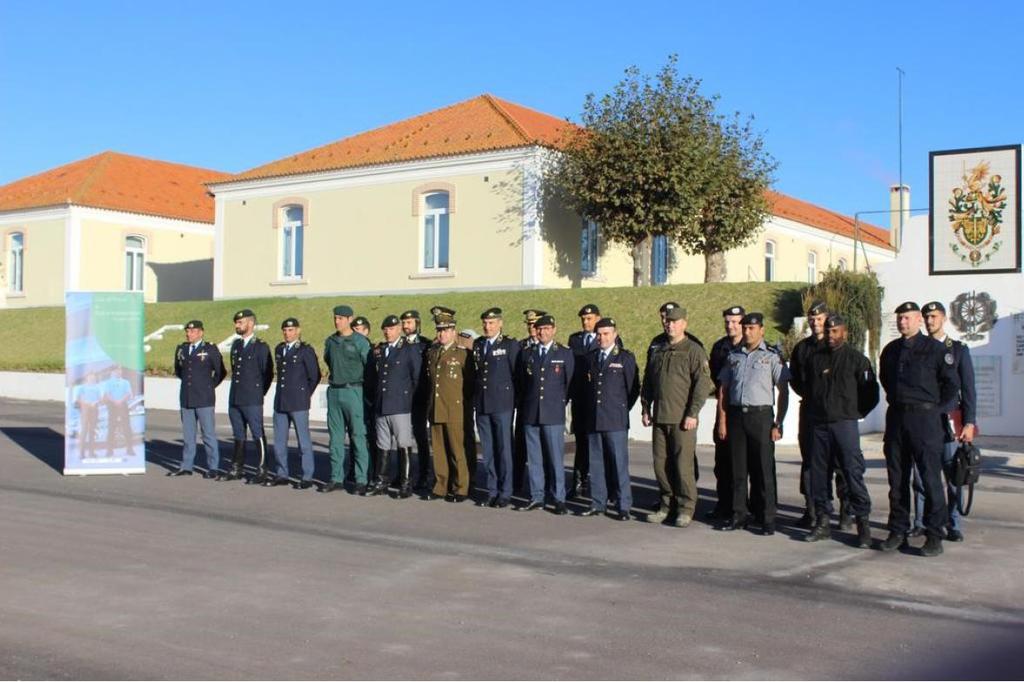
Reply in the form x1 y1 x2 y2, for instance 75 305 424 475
921 535 944 557
720 515 749 531
908 526 925 538
797 510 816 529
856 518 872 548
579 507 604 517
444 493 456 503
263 476 289 487
355 484 368 496
495 498 510 509
613 510 630 521
365 481 386 497
245 472 268 485
838 505 854 531
518 500 543 512
203 470 219 480
423 492 443 501
804 520 831 542
453 495 468 503
296 480 314 490
704 508 729 521
479 497 495 508
552 503 568 515
761 522 775 536
398 485 412 499
167 468 193 477
319 481 340 493
218 470 240 481
569 473 582 499
879 531 907 552
947 529 964 542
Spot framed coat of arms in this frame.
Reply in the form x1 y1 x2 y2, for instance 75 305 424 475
929 144 1021 275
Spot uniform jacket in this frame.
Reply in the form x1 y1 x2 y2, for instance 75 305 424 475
174 340 226 409
569 330 622 432
879 333 959 409
426 343 474 424
941 336 977 426
806 342 879 422
787 335 823 400
517 342 575 425
406 333 434 416
641 336 712 424
323 332 371 386
718 341 789 408
709 335 740 391
472 333 520 414
366 338 422 416
229 336 273 407
582 346 640 432
274 341 322 413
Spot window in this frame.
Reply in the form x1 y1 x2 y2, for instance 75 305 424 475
125 235 145 291
9 232 23 293
807 250 817 283
422 192 449 271
581 219 599 276
652 235 668 285
280 205 304 279
764 240 776 282
837 257 848 272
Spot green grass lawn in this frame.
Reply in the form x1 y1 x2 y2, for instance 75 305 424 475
0 282 806 374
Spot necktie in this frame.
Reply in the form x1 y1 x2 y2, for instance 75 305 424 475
385 344 391 358
486 339 492 356
190 344 198 356
540 346 547 361
586 334 594 349
600 351 608 368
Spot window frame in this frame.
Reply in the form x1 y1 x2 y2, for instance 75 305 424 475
9 232 24 293
124 235 146 292
580 218 599 277
420 191 450 273
764 240 776 282
279 205 305 280
652 234 669 285
807 250 818 283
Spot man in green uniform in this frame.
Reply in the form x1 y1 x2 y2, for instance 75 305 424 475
321 304 372 494
640 305 714 527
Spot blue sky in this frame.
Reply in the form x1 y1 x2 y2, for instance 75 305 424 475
2 1 1022 226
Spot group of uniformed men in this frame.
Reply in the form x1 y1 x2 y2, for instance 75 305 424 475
168 295 975 556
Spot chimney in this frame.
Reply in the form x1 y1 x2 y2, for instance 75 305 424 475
889 184 910 249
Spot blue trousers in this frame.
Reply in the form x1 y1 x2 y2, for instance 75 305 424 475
273 410 314 481
810 420 870 517
524 423 566 504
588 430 631 513
180 406 218 472
228 404 265 441
477 411 514 500
912 440 962 532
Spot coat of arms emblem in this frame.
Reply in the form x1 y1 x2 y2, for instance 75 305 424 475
947 161 1008 266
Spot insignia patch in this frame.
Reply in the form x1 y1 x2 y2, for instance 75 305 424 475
944 353 954 365
609 363 623 368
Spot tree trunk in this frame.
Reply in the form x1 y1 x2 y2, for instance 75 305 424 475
632 235 653 287
704 249 726 282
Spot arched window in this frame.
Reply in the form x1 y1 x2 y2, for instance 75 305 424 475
837 257 848 272
652 235 668 285
125 235 145 291
764 240 776 282
422 192 450 271
581 219 599 277
807 250 818 283
280 205 304 279
9 232 24 293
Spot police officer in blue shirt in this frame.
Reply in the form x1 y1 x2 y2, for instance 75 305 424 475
472 307 521 508
225 309 273 483
879 301 959 557
265 318 322 489
579 317 639 520
517 314 574 514
171 320 226 478
101 366 135 458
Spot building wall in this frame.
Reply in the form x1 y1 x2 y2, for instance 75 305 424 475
0 212 67 308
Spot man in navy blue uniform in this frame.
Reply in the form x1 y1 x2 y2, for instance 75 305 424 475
513 309 546 496
265 318 322 490
911 300 977 542
472 307 520 508
878 301 959 557
223 309 274 483
171 320 226 478
567 304 603 498
517 314 574 514
364 314 422 498
706 305 745 519
579 318 639 520
401 309 435 491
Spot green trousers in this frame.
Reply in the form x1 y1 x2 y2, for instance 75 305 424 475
327 386 369 484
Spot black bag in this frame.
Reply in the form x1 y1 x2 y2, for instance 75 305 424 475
950 442 982 516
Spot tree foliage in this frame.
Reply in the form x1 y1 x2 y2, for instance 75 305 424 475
802 268 885 361
546 55 777 284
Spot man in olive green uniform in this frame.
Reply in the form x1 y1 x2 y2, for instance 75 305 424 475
321 304 372 494
425 307 475 502
640 306 714 527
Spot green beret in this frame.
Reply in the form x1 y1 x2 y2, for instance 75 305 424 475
595 317 616 329
381 315 400 328
665 307 687 321
333 305 354 317
578 304 600 317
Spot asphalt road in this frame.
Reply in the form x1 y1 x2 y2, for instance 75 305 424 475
1 398 1022 680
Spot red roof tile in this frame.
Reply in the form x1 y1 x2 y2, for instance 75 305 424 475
767 190 892 251
0 151 229 223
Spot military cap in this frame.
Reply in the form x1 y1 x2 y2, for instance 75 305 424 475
894 301 920 314
184 319 204 330
381 315 400 328
480 307 503 320
722 305 745 317
665 306 688 322
281 317 300 329
741 312 765 326
523 309 546 324
534 314 555 328
824 313 847 329
578 304 600 317
333 304 354 317
432 306 456 329
807 300 829 317
922 301 946 315
458 328 479 340
352 316 370 329
660 301 681 314
233 308 255 322
594 317 616 329
400 310 420 321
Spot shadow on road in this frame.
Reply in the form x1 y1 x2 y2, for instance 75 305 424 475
0 427 64 474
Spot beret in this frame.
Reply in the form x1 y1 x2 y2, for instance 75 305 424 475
578 304 600 317
824 314 846 329
922 301 946 314
333 305 354 317
480 307 502 320
380 315 400 328
660 301 681 314
807 300 829 317
741 312 764 326
664 306 687 321
534 314 555 327
281 317 299 329
352 316 370 328
594 317 616 329
400 310 420 320
184 319 203 330
722 305 745 317
233 309 255 321
894 301 920 314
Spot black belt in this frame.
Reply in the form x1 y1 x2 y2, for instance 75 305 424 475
893 401 936 412
330 382 362 388
728 405 772 413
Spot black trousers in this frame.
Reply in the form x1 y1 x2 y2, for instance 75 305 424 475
712 414 732 513
572 404 590 481
727 407 776 524
810 420 870 517
883 407 947 538
800 404 849 512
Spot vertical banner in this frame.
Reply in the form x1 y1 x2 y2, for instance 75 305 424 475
64 292 146 475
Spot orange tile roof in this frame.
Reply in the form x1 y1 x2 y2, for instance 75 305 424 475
767 190 892 251
223 94 574 183
0 151 229 223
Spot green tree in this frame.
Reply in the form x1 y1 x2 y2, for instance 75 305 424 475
547 55 777 285
802 268 884 361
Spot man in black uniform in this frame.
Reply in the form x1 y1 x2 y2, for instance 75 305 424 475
401 310 434 492
706 305 745 519
513 309 546 495
266 318 322 489
171 320 226 478
472 308 520 508
567 304 602 498
878 301 959 557
803 314 879 548
225 309 274 483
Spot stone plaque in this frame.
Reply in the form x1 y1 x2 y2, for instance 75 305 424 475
1014 313 1024 375
972 355 1002 417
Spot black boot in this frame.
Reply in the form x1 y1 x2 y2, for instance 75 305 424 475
804 515 831 542
569 470 583 499
398 448 412 498
921 534 944 557
797 498 816 528
856 517 872 549
367 449 390 496
879 530 907 553
228 439 246 480
415 449 431 491
838 500 853 530
246 436 270 484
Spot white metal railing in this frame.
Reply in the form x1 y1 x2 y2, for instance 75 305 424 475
217 325 270 352
143 324 184 353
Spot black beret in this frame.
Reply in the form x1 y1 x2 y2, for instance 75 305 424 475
534 314 555 327
333 305 354 317
807 300 829 316
894 301 920 314
722 305 745 317
480 307 502 320
578 304 600 317
741 312 764 326
352 316 370 328
824 314 847 329
233 309 255 322
922 301 946 314
660 301 681 314
381 315 400 328
400 310 420 320
594 317 616 329
184 319 203 330
281 317 299 329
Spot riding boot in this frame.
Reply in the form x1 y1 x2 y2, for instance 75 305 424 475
231 438 246 478
247 436 270 484
415 448 431 491
398 448 413 498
